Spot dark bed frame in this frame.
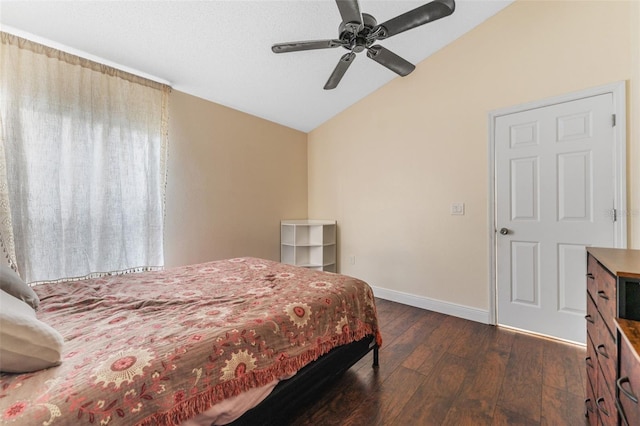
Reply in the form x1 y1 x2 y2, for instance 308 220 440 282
229 335 379 425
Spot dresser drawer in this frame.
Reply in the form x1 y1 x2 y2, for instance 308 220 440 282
587 253 598 299
586 374 598 426
586 333 598 388
586 292 599 341
597 362 618 426
596 263 618 335
618 333 640 426
596 313 617 398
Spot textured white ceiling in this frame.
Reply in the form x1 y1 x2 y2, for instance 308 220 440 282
0 0 513 132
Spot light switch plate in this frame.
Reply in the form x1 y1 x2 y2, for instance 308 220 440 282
451 202 465 215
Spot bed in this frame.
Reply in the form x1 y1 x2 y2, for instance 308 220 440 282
0 257 381 425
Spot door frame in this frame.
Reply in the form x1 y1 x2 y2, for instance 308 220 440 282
487 81 627 326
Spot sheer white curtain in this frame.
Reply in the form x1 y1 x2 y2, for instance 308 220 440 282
0 33 170 283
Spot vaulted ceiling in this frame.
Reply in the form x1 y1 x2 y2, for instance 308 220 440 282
0 0 513 132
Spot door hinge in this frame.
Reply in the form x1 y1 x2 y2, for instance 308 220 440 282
612 114 616 127
613 208 618 222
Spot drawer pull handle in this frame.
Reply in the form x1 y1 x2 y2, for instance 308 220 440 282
596 344 609 359
617 376 639 403
585 356 594 368
616 397 631 426
585 397 595 414
587 273 595 280
597 290 609 300
596 397 610 417
585 314 595 324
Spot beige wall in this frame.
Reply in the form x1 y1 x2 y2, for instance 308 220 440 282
308 0 637 315
164 90 307 267
631 0 640 248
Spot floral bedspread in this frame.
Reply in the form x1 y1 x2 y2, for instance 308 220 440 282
0 258 380 425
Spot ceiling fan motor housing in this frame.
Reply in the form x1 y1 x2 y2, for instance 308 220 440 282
339 13 378 53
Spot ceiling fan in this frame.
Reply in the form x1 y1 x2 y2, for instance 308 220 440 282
271 0 456 90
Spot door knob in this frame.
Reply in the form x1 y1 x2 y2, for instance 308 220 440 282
500 228 510 235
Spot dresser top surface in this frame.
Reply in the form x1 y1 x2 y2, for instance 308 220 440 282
587 247 640 279
617 318 640 362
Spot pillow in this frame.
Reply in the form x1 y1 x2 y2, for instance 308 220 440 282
0 263 39 309
0 290 64 373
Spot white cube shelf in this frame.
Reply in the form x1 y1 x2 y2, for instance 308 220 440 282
280 220 336 272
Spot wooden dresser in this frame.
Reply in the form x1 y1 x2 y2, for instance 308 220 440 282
585 247 640 425
616 319 640 426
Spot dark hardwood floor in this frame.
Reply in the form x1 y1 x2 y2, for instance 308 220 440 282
287 298 587 425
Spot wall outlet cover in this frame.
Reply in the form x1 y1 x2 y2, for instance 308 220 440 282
451 202 465 215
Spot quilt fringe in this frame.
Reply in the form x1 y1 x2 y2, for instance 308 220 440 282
137 323 379 426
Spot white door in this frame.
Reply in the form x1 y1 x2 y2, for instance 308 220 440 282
495 93 618 344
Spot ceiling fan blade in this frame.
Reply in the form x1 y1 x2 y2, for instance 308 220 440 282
335 0 362 29
367 45 415 76
272 39 345 54
324 52 356 90
377 0 455 39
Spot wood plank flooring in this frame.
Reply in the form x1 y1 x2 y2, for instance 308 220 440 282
287 298 586 425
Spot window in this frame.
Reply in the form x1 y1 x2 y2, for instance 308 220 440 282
0 32 170 283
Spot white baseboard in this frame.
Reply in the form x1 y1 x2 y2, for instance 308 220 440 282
370 285 491 324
